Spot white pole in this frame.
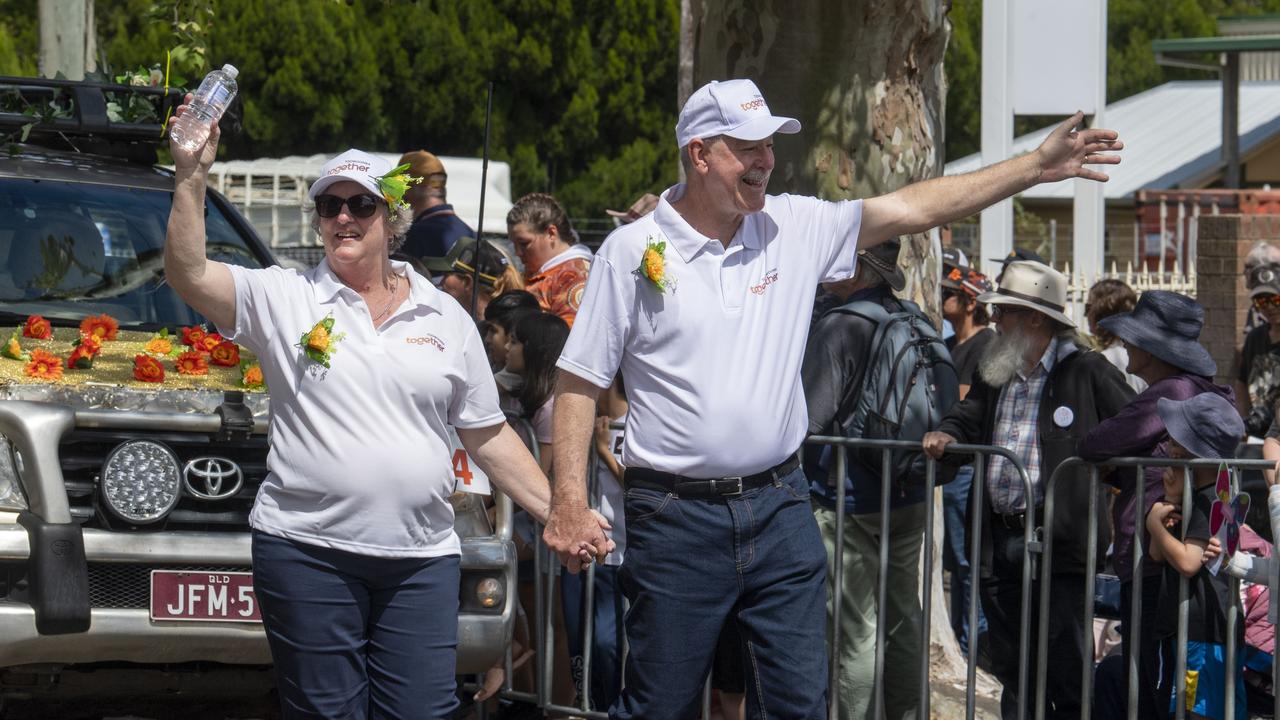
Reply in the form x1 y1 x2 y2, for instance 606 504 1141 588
981 0 1015 278
1072 0 1107 284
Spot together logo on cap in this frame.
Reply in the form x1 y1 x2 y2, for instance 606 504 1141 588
675 79 802 148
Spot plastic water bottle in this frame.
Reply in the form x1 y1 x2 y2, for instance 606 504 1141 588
169 64 239 152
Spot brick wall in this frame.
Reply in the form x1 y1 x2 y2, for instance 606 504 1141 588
1196 214 1280 384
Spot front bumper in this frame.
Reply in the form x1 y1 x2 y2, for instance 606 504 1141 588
0 522 516 673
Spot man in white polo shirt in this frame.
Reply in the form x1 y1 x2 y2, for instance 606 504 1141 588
547 78 1123 719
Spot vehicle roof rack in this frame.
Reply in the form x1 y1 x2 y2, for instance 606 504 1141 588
0 75 184 163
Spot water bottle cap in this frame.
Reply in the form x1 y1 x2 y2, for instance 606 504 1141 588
221 64 239 79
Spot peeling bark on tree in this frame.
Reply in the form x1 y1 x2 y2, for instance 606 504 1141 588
687 1 1002 702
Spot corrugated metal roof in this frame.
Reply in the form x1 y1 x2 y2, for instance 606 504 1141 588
943 80 1280 200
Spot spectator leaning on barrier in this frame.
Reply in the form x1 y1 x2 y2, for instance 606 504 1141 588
1237 266 1280 437
508 193 593 327
801 238 932 720
1148 393 1248 720
1077 290 1232 720
924 261 1134 720
940 249 995 657
1085 278 1146 393
548 75 1122 719
398 150 476 261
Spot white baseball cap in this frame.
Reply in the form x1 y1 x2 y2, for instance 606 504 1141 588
675 79 801 148
308 149 392 200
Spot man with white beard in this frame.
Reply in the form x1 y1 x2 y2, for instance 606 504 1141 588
923 261 1134 720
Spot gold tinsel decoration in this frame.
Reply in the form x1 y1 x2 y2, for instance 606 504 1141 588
0 327 264 394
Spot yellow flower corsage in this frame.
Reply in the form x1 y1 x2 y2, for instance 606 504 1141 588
635 236 675 293
2 329 26 361
297 315 346 369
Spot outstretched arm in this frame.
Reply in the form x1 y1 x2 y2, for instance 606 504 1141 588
858 112 1123 248
164 94 237 331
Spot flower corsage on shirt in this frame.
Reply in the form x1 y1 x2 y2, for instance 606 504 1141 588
635 236 675 294
297 315 346 369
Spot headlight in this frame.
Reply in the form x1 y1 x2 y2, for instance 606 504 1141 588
475 577 504 609
100 441 181 524
0 436 29 512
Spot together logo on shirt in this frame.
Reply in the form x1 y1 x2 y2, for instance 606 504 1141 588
750 269 780 296
406 335 446 351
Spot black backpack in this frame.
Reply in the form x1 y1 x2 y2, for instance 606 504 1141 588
826 298 960 485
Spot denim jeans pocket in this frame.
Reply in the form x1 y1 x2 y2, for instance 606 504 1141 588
776 469 811 501
625 486 673 527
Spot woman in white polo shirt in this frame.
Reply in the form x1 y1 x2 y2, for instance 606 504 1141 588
163 101 608 719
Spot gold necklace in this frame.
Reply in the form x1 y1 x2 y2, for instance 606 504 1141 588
372 273 400 322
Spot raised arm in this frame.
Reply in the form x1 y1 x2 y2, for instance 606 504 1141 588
858 111 1123 248
546 371 609 572
164 96 237 331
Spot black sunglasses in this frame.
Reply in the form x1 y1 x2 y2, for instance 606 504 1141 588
315 193 382 219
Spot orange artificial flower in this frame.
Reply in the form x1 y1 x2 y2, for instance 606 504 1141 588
79 314 119 341
23 315 51 339
78 334 103 356
175 350 209 376
241 364 265 389
145 337 173 356
66 344 95 369
199 332 225 354
209 340 240 367
2 332 24 361
306 324 331 353
181 325 207 347
133 355 165 383
24 349 63 381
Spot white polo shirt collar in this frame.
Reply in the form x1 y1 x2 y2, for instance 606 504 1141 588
655 184 761 263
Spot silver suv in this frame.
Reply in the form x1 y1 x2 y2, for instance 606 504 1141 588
0 76 514 703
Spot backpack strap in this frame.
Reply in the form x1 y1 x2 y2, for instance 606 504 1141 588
823 299 895 435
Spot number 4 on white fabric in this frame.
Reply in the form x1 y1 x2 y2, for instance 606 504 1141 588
447 428 492 495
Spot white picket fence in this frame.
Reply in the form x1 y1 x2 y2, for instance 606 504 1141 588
1060 260 1198 304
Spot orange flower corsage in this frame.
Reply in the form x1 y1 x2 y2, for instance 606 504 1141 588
297 315 345 369
79 314 119 342
635 237 674 293
175 351 210 376
25 349 63 381
23 315 52 339
241 362 265 390
210 340 240 367
133 355 165 383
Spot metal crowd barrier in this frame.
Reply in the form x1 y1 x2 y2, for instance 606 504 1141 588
1037 456 1276 720
475 421 1280 720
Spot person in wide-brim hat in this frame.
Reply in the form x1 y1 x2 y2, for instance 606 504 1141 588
1097 290 1216 377
976 260 1073 327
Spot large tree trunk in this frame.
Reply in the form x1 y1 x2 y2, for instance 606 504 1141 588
687 1 999 712
38 0 94 80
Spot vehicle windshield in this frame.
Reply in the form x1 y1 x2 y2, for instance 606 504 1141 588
0 178 266 330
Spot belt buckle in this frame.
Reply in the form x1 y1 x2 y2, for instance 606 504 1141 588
718 477 744 496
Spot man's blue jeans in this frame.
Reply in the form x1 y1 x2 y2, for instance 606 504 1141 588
610 465 828 720
942 465 987 652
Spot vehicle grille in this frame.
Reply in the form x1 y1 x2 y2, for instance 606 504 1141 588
59 428 268 531
87 563 251 609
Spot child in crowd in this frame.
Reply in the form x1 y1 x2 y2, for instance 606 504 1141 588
505 311 570 474
1147 393 1248 720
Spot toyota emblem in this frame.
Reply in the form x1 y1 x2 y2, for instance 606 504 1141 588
182 457 244 501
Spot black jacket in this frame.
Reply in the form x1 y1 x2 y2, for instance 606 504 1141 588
936 337 1135 576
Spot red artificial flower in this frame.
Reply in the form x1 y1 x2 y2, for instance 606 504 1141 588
209 340 240 367
24 349 63 381
79 314 119 341
133 355 165 383
175 351 209 376
23 315 51 340
77 334 103 356
66 344 95 369
181 325 207 348
199 332 225 354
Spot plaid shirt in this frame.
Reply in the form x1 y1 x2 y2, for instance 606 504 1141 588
986 337 1065 515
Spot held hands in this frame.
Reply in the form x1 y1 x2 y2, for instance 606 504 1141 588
1034 111 1123 184
543 504 617 573
922 431 957 460
168 93 220 176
